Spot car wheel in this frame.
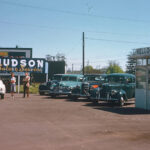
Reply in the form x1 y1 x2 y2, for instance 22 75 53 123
72 96 78 100
39 92 44 95
50 94 56 98
93 92 100 104
93 99 99 104
119 96 125 107
68 94 72 99
1 94 4 99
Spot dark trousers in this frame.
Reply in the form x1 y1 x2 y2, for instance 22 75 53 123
23 85 29 98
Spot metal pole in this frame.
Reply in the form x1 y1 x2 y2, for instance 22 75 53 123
46 73 48 82
82 32 85 75
72 64 74 73
18 75 20 94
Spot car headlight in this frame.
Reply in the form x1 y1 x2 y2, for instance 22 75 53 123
111 90 118 95
66 86 71 90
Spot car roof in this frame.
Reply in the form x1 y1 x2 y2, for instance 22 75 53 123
84 74 107 78
54 74 83 77
107 73 135 78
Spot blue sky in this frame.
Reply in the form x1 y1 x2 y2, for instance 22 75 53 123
0 0 150 71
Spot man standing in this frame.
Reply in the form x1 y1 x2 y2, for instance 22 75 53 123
23 72 30 98
10 73 16 99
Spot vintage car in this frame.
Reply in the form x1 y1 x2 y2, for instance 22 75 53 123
39 81 52 95
90 73 135 106
49 74 83 97
71 74 106 99
39 74 63 95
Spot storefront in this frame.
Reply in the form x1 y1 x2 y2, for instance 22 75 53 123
132 47 150 110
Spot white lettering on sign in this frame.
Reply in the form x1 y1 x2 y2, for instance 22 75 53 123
3 59 10 66
28 60 36 67
11 59 18 67
37 60 44 68
0 58 45 73
20 59 27 67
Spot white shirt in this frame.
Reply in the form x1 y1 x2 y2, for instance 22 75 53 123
11 77 16 84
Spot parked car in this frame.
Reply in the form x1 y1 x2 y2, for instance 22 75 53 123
39 74 63 95
49 74 83 98
0 80 6 99
90 73 135 106
71 74 106 99
39 81 52 95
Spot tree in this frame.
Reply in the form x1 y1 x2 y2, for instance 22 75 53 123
126 52 136 75
84 65 94 74
84 65 102 74
106 61 124 74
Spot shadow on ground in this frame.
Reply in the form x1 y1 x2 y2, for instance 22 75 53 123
84 101 150 115
66 97 92 103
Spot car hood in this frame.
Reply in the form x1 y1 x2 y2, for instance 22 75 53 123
102 83 123 91
59 81 79 87
52 81 79 88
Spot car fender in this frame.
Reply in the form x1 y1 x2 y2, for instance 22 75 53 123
119 89 127 101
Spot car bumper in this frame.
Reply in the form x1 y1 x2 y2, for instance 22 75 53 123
39 90 50 94
71 93 89 98
90 96 118 101
49 91 72 95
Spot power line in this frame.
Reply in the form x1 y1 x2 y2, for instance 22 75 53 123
86 30 150 37
85 37 150 45
0 20 149 38
1 0 150 24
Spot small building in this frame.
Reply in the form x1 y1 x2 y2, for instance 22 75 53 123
132 47 150 110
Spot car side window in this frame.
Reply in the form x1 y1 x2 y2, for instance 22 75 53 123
126 77 132 83
132 77 135 83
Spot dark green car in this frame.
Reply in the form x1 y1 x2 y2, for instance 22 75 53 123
90 73 135 106
49 74 83 98
71 74 106 99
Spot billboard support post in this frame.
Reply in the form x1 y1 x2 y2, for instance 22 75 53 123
18 75 20 94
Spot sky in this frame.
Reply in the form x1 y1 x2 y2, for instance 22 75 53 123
0 0 150 71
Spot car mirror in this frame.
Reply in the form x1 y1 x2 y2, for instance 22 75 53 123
79 78 83 82
95 77 100 81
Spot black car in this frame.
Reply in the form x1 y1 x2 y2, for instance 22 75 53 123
90 73 136 106
71 74 106 99
39 74 63 95
39 81 52 95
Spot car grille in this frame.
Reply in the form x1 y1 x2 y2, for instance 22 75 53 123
100 86 111 98
82 83 89 93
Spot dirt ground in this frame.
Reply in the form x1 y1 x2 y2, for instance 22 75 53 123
0 94 150 150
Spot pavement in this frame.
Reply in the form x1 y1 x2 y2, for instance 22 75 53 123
0 94 150 150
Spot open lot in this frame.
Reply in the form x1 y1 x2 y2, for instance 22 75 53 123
0 94 150 150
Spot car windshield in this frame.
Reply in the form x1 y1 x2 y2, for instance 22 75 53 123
106 76 126 84
69 76 77 81
84 75 105 82
85 76 99 81
62 76 77 81
53 75 62 81
62 76 69 81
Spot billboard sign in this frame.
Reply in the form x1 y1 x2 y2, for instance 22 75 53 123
0 58 46 73
133 47 150 59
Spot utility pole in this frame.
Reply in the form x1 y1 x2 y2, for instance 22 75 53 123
82 32 85 75
72 64 74 73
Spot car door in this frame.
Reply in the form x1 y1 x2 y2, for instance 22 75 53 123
124 76 134 99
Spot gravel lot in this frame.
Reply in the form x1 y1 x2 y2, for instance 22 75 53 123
0 94 150 150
